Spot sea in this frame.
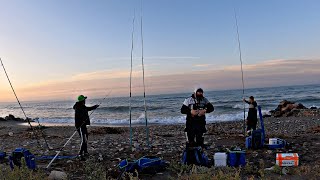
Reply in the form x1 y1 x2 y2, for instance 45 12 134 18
0 84 319 126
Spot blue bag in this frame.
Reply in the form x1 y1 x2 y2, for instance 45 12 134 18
118 156 167 174
181 147 209 167
245 136 252 149
228 151 246 167
118 159 138 173
0 151 6 160
9 148 36 170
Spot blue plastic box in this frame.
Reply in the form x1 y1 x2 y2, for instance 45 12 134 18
228 151 246 167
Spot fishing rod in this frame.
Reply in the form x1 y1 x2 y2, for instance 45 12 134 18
46 90 112 169
129 9 135 147
140 0 150 147
234 10 246 136
0 58 50 150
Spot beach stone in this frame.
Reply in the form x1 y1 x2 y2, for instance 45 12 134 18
71 146 75 149
265 166 275 171
282 167 288 175
157 151 162 155
8 132 13 136
118 148 124 152
48 170 67 180
67 160 73 164
133 142 140 148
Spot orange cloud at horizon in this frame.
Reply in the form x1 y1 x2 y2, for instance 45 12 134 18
1 59 320 102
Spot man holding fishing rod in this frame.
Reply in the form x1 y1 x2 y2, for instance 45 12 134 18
73 95 99 160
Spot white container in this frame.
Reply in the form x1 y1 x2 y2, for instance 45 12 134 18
214 153 227 167
269 138 278 145
269 138 285 145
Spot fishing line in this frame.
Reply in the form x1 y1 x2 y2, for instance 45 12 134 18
129 9 135 147
140 0 150 147
234 10 246 136
0 58 50 151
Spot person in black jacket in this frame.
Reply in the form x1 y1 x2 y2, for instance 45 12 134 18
73 95 99 159
181 88 214 147
243 96 258 133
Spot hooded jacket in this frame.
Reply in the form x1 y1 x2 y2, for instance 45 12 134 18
73 102 97 128
244 100 258 125
181 94 214 133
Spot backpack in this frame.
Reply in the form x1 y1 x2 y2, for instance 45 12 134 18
251 130 263 149
182 147 209 166
9 148 36 170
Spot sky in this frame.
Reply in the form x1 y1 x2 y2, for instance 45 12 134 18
0 0 320 101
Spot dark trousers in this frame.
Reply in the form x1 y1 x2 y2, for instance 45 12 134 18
247 121 257 132
77 126 88 155
187 131 204 147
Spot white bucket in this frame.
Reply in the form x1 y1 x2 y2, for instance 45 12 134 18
214 152 227 167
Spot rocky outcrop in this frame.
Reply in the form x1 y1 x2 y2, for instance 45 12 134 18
1 114 35 122
269 100 314 117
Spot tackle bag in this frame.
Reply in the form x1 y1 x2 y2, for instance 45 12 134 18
181 146 209 166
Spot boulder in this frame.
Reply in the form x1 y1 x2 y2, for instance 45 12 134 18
5 114 15 121
48 170 67 180
271 100 307 117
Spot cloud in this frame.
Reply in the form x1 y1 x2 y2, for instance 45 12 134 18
96 56 201 62
1 59 320 101
224 59 320 71
194 64 212 67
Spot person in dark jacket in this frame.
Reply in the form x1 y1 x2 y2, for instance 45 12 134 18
73 95 99 159
243 96 258 133
181 88 214 147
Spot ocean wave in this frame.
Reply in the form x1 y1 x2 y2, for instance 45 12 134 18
232 104 247 109
37 112 251 125
97 105 166 112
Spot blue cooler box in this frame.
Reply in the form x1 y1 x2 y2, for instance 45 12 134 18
228 151 246 167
